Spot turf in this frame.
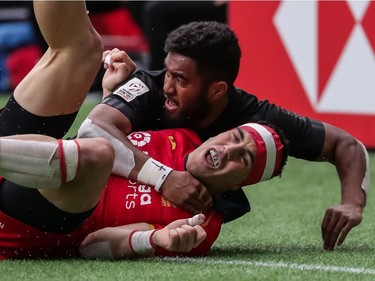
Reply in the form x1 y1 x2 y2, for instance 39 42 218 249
0 93 374 280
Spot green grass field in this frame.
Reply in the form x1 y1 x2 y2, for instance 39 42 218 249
0 94 374 281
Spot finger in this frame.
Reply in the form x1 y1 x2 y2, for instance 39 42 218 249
337 223 353 246
326 217 347 250
165 217 195 229
103 49 121 67
202 198 213 212
321 211 332 240
167 229 181 250
102 50 111 62
179 226 196 251
114 62 133 74
199 187 213 211
110 50 128 63
323 214 338 250
193 226 207 248
80 233 94 247
188 214 205 226
325 215 346 251
181 197 205 215
104 54 111 68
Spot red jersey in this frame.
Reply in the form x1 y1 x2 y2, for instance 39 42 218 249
85 128 223 256
0 129 223 259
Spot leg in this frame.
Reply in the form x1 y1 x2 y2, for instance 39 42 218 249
0 135 114 233
0 1 106 232
0 135 114 213
15 1 103 116
0 1 103 139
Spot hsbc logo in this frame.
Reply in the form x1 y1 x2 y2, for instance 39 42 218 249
274 0 375 114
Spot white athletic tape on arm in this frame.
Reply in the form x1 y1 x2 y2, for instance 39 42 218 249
80 241 114 260
358 140 370 197
78 118 135 177
137 158 173 192
129 230 157 255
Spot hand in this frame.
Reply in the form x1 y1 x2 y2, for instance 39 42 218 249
161 170 213 214
153 215 207 252
102 48 136 98
79 215 207 260
321 204 363 250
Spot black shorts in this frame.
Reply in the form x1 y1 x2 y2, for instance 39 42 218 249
0 94 93 233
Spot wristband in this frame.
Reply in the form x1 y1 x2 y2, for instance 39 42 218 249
137 158 173 192
129 230 157 255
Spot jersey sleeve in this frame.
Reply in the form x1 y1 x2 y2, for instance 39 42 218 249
101 70 166 131
254 100 325 160
231 89 325 160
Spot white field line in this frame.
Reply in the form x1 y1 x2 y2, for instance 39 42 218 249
160 257 375 275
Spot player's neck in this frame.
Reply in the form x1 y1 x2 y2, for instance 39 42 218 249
195 95 228 130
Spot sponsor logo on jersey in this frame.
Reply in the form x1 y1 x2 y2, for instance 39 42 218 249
113 78 149 102
125 179 153 209
128 132 151 147
161 195 175 207
168 136 177 150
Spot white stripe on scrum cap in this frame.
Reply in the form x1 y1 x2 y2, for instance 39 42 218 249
244 123 277 181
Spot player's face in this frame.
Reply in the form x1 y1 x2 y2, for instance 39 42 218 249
162 53 213 128
186 128 257 196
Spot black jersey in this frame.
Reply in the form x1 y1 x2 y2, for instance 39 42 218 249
103 69 325 160
102 69 325 222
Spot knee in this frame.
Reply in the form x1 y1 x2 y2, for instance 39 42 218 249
79 138 115 174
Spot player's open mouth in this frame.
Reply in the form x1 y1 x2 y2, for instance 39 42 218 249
206 149 220 168
164 97 178 112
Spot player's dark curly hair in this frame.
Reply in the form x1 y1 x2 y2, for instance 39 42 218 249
165 21 241 85
258 121 289 178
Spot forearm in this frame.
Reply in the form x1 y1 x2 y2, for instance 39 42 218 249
335 138 369 208
79 110 173 190
83 105 209 213
318 123 368 208
80 223 154 260
80 216 207 260
78 118 149 179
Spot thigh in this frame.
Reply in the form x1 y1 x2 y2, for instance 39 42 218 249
0 180 94 233
0 94 77 138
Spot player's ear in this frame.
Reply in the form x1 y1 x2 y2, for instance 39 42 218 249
208 81 228 101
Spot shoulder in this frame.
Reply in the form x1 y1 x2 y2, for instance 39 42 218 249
132 69 165 85
228 87 260 108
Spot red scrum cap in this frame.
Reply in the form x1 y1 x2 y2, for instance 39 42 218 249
239 123 284 186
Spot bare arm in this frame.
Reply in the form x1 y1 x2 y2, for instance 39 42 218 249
78 49 212 214
84 105 212 214
319 123 369 250
79 215 207 260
